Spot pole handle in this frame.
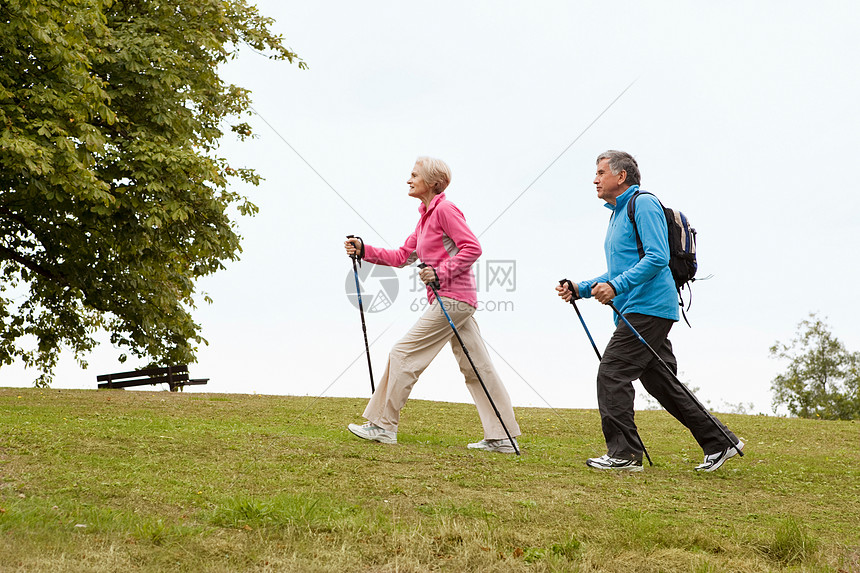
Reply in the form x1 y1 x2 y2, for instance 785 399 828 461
346 235 364 265
417 263 440 290
558 278 580 304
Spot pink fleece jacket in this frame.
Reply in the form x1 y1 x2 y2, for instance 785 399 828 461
363 193 481 308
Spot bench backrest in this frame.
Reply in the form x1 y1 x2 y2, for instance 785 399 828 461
96 364 190 383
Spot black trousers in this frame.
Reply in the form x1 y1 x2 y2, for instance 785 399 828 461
597 313 737 461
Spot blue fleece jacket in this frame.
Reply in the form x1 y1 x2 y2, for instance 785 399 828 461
577 185 679 324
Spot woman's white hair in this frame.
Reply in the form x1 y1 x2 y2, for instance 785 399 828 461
415 156 452 194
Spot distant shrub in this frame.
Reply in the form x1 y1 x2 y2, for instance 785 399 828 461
770 313 860 419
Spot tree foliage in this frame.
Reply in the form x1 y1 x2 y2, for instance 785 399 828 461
770 314 860 419
0 0 305 385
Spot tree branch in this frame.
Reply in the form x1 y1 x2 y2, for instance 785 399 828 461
0 244 65 285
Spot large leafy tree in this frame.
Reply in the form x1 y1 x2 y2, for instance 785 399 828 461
770 314 860 420
0 0 304 385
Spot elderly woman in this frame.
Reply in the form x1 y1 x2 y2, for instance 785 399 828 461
344 157 522 453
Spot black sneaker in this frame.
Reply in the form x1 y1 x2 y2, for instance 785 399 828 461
586 454 643 472
695 440 744 472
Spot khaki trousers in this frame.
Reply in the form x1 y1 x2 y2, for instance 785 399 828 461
363 297 521 439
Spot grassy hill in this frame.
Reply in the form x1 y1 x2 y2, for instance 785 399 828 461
0 387 858 572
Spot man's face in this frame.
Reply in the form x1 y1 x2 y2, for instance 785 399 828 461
593 158 628 204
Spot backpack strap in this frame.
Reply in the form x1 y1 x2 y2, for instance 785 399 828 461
626 190 655 260
626 190 693 327
680 292 692 327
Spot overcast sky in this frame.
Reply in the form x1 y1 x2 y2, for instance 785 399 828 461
5 1 860 417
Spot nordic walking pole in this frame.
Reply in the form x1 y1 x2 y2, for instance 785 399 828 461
347 235 374 394
559 280 602 361
419 263 520 456
559 278 653 466
605 300 743 457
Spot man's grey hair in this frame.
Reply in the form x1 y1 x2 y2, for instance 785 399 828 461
597 150 640 187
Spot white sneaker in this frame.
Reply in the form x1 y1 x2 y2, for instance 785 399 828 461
585 454 644 472
467 437 519 454
347 422 397 444
695 440 744 472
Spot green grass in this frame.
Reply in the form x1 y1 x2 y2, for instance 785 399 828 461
1 388 858 572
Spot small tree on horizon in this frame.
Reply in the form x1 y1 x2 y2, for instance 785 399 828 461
770 314 860 420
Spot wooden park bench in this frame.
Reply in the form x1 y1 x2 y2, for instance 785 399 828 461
97 364 208 392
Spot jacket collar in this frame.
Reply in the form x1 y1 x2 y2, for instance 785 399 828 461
604 185 639 212
419 192 446 215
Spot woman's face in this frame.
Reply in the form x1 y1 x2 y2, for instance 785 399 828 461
407 163 434 202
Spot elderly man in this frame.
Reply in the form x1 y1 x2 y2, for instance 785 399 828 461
557 150 744 472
